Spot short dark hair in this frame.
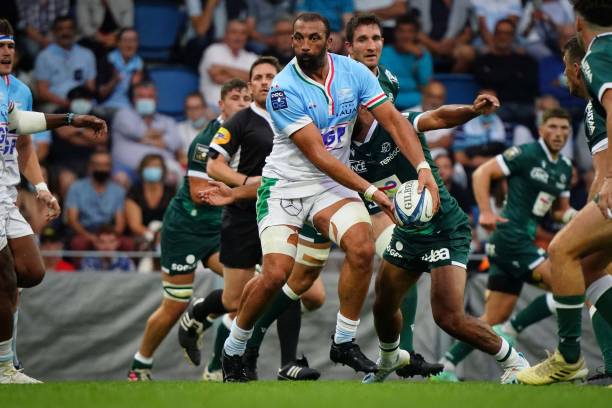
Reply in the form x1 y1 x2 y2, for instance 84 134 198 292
249 56 281 80
345 13 382 44
96 224 118 237
495 18 517 33
395 14 421 32
563 36 586 63
220 78 248 100
542 107 571 125
67 85 95 100
574 0 612 27
129 80 155 101
53 15 74 29
117 27 138 41
137 153 166 180
0 19 14 37
294 13 330 38
184 91 204 106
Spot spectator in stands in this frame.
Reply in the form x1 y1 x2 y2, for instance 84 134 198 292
97 28 145 117
262 16 294 67
473 19 539 127
353 0 408 41
433 150 474 215
125 154 175 249
409 0 472 72
538 24 585 114
518 0 574 59
199 19 258 113
34 15 97 111
183 0 220 68
40 225 76 272
452 0 522 72
49 86 109 200
246 1 295 53
297 0 354 34
17 0 70 57
415 81 455 150
65 150 127 251
76 0 134 57
380 15 433 111
452 89 508 180
111 80 184 184
177 92 212 154
32 131 51 163
81 225 135 272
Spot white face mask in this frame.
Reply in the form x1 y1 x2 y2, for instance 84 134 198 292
70 98 93 115
190 117 207 129
136 98 156 116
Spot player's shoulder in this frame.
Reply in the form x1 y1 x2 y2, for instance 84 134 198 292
9 75 32 97
559 154 572 169
270 60 300 90
502 143 532 162
333 53 369 75
378 64 399 85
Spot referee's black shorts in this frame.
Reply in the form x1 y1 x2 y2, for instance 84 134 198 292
219 206 262 269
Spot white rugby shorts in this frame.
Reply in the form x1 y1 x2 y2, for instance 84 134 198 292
0 203 34 251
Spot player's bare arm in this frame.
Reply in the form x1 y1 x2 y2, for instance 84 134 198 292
472 158 509 232
369 100 440 212
550 196 577 224
9 105 108 138
16 135 60 221
597 90 612 218
291 122 396 222
416 94 500 132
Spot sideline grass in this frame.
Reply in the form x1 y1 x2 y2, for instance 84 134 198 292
2 381 610 408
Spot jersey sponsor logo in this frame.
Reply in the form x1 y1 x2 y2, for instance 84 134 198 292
503 146 521 161
421 248 450 263
581 60 593 84
556 173 568 190
171 263 193 272
338 88 354 102
213 127 231 145
350 159 367 173
0 124 16 157
532 191 554 217
321 123 349 150
585 101 595 136
373 175 401 199
386 244 403 258
379 146 400 166
281 198 303 216
530 167 549 184
337 100 357 116
385 69 399 85
381 142 391 153
193 143 209 163
270 90 288 110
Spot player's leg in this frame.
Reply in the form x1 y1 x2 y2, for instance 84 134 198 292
311 195 377 373
370 213 441 377
519 203 612 384
9 235 45 288
129 272 195 381
0 243 39 384
362 259 421 383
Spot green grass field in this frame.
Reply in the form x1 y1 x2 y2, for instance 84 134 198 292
2 381 610 408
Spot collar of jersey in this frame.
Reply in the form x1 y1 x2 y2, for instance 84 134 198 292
586 31 612 54
216 115 223 125
538 137 558 163
292 53 335 116
250 101 274 130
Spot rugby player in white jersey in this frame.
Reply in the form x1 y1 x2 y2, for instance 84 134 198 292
0 19 107 384
219 12 439 382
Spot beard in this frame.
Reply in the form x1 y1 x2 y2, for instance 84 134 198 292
296 48 326 72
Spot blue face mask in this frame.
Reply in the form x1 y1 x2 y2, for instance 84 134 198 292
136 98 156 116
142 166 163 182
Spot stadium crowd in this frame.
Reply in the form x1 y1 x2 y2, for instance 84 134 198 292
2 0 593 272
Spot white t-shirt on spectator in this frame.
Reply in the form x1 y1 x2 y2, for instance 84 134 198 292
198 42 258 111
177 120 201 154
353 0 407 28
470 0 522 32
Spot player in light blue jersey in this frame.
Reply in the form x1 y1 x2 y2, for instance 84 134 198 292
221 13 439 382
0 19 107 384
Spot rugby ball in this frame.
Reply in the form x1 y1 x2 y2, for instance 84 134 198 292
393 180 434 227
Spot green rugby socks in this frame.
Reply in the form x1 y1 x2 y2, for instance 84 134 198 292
555 295 585 364
399 286 418 352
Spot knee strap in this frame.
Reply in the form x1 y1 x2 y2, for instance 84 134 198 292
260 225 297 257
328 201 371 246
162 282 193 302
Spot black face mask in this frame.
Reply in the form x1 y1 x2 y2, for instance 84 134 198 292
92 170 111 183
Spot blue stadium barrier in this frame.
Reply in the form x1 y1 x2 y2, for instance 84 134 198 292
433 73 480 105
149 66 199 120
134 1 186 61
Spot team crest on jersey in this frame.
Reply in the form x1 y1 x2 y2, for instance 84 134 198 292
503 146 521 161
530 167 549 183
213 127 231 145
193 143 209 163
381 142 391 153
270 90 288 110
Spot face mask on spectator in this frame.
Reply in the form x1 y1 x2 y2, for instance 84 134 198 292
92 170 111 183
142 166 163 182
190 117 206 129
70 98 93 115
136 98 156 116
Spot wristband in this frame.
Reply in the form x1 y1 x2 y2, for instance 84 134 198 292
561 208 577 224
364 185 378 201
416 161 431 173
66 112 75 126
35 182 49 193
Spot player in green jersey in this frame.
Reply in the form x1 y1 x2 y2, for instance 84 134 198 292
434 108 577 382
518 1 612 385
128 79 251 381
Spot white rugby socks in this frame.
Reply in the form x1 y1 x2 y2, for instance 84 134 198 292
493 337 521 368
334 312 359 344
224 319 253 357
0 338 13 363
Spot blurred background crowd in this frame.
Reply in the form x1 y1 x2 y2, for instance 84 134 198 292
2 0 593 272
